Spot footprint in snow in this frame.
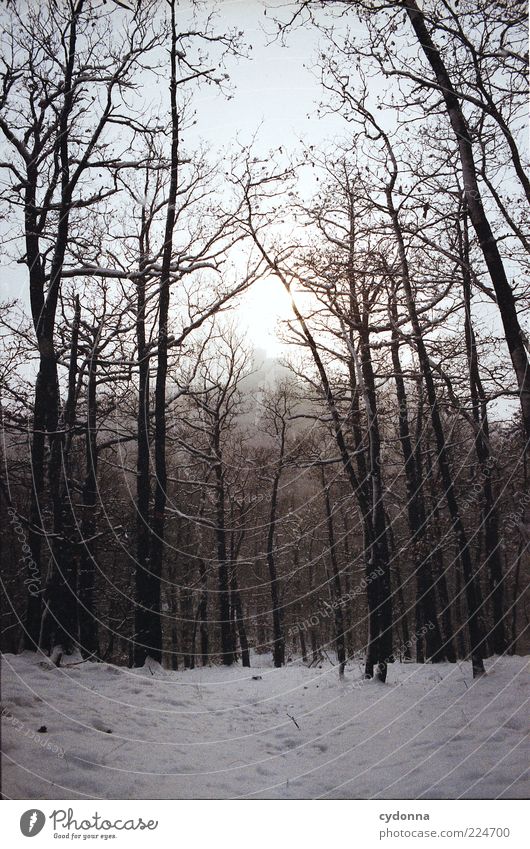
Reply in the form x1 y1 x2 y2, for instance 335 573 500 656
91 719 112 734
68 754 98 771
277 737 298 749
256 764 273 776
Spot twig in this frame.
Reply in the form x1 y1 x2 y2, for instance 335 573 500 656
321 648 335 666
287 712 300 730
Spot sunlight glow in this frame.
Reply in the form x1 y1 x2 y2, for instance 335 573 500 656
238 274 294 356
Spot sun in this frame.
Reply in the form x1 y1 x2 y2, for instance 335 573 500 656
238 274 294 356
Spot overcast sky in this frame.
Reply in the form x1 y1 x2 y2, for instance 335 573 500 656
2 0 353 355
184 0 350 353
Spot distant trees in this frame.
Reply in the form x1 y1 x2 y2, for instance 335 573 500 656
184 333 252 665
261 383 294 668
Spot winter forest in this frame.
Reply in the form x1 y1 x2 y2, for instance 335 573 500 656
0 0 528 801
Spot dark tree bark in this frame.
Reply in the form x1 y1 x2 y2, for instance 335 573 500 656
213 421 235 665
133 181 155 667
339 507 356 658
41 294 81 659
307 534 321 664
266 414 286 668
320 468 346 676
170 625 179 671
394 560 412 661
509 540 523 655
78 317 100 659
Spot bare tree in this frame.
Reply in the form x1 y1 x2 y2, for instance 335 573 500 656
0 0 160 658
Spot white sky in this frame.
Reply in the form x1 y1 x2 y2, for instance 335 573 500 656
184 0 347 355
189 0 336 150
3 1 520 369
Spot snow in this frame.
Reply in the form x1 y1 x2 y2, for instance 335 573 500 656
1 652 528 799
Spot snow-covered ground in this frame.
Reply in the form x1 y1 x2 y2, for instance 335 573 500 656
1 652 528 800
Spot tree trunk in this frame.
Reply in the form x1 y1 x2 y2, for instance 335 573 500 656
266 426 286 668
170 625 179 671
308 540 321 664
509 541 523 655
231 566 250 667
181 579 194 669
78 327 99 658
321 469 346 676
214 425 235 665
133 220 154 666
42 296 81 658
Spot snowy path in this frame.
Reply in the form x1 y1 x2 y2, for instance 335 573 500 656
1 653 528 799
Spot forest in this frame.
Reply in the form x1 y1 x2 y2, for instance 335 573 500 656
0 0 528 801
